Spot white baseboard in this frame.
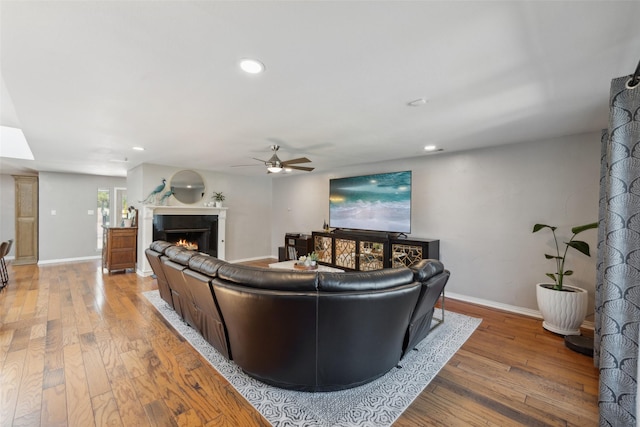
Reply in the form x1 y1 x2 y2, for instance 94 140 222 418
37 255 101 265
137 268 154 277
446 291 594 331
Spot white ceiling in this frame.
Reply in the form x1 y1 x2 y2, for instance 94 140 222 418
1 1 639 177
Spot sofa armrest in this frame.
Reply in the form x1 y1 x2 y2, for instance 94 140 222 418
402 269 450 357
409 259 444 282
150 240 174 254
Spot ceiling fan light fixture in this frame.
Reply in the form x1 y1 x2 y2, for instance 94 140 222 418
240 58 265 74
267 166 282 173
407 98 428 107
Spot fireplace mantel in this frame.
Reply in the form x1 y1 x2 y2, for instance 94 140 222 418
144 205 228 217
137 205 227 276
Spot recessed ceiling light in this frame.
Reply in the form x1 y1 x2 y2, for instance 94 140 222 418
424 145 438 151
407 98 428 107
132 146 145 151
240 58 265 74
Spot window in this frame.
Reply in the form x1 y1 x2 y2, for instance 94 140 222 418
115 187 128 226
97 188 110 250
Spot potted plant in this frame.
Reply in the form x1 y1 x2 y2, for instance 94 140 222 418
532 222 597 335
212 192 225 208
298 252 319 268
307 251 319 266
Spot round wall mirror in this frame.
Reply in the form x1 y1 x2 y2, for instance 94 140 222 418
170 170 206 204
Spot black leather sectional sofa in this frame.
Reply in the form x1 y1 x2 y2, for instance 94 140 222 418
146 240 450 391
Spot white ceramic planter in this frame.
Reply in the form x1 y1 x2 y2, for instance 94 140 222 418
536 283 588 336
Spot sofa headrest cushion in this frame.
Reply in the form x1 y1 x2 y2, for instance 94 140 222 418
409 259 445 282
189 254 227 277
150 240 174 254
164 246 196 266
217 264 318 291
318 268 414 292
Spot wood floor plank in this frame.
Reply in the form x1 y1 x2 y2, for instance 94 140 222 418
46 278 62 321
97 338 128 382
144 399 178 427
63 343 96 427
111 377 151 426
91 391 124 427
0 258 599 426
44 319 64 373
19 289 39 320
14 336 45 419
40 384 67 427
0 349 27 427
12 409 40 427
82 346 112 398
175 408 205 427
0 329 14 368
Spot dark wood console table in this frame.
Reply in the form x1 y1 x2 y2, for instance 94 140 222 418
102 226 138 273
311 230 439 271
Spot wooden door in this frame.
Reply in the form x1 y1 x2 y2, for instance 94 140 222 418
13 175 38 265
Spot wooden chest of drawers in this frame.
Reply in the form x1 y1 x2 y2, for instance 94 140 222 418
102 226 137 273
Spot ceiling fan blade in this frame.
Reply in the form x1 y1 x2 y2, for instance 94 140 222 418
287 165 315 172
252 157 269 163
282 157 311 165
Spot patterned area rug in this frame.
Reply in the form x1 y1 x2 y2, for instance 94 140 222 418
143 290 481 426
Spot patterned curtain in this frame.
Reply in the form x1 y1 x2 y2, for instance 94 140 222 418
595 73 640 426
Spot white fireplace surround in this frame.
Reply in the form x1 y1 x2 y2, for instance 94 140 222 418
137 205 227 276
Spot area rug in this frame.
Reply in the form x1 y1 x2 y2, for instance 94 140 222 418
143 290 481 426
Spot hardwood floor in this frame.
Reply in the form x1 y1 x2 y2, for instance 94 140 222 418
0 259 598 426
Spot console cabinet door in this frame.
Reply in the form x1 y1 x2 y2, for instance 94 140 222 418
358 239 386 271
314 235 333 264
390 239 440 268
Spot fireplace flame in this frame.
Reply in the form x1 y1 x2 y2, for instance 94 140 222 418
176 239 198 251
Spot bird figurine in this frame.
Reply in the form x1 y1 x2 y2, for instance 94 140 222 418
140 178 166 204
158 190 174 206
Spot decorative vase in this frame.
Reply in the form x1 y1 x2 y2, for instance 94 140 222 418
215 201 222 208
536 283 588 336
123 219 133 227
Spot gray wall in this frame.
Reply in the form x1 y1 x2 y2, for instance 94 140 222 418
127 163 272 263
2 132 599 318
39 172 127 262
271 132 600 316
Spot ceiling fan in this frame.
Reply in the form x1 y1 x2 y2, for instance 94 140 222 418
237 145 314 173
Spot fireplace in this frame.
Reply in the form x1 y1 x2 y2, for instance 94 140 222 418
138 206 227 277
153 214 218 257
